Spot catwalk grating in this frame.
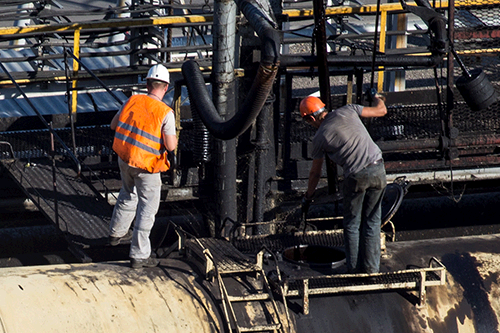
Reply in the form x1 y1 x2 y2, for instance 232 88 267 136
232 229 345 254
185 237 259 276
0 158 112 250
279 258 447 313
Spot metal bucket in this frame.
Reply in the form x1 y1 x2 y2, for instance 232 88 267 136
283 244 346 270
456 68 499 111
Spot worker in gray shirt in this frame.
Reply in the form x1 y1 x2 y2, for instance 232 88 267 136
301 95 387 274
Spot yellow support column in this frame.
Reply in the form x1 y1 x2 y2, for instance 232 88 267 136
72 28 81 114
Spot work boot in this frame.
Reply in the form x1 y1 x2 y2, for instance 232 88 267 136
109 229 133 246
130 257 159 269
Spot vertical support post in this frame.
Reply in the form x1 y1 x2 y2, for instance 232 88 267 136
69 28 81 157
377 10 387 92
394 12 408 91
50 123 58 226
302 279 310 315
313 0 331 110
173 81 183 153
385 4 408 91
213 0 237 237
72 28 81 115
347 71 354 104
418 271 426 306
446 0 455 132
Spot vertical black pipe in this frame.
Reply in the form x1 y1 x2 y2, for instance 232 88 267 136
284 71 293 167
313 0 331 109
356 68 364 104
254 94 275 232
50 123 58 227
446 0 455 132
213 0 237 237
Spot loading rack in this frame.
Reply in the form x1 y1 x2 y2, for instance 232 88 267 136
178 225 448 318
279 257 446 314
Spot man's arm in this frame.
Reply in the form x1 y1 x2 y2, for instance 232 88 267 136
110 111 120 130
360 96 387 118
305 157 324 199
162 111 178 151
164 134 178 152
110 105 125 130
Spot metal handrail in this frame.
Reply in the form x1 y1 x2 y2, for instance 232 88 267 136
0 141 15 158
0 61 82 177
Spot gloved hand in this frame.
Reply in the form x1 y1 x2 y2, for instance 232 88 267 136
365 88 386 103
167 150 177 169
301 196 312 216
365 87 378 103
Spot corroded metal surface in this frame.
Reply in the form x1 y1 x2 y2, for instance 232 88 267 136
0 259 223 333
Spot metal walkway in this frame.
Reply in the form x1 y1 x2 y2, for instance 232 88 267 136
230 228 447 315
180 236 289 333
0 157 114 261
279 257 447 314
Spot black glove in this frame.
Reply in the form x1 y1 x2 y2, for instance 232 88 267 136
167 150 177 169
365 87 378 103
301 196 312 216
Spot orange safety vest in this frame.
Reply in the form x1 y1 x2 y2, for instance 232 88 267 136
112 94 172 173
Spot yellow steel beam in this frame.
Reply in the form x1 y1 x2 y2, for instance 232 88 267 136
283 1 450 18
0 66 213 86
0 0 494 37
0 15 213 36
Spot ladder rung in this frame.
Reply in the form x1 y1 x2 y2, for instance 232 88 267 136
238 323 281 332
227 293 271 302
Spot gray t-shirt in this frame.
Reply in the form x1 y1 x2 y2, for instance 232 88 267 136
311 104 382 178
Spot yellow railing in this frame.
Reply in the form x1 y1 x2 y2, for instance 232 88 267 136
0 0 497 106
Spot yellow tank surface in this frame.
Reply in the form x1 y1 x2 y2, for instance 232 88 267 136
0 259 223 333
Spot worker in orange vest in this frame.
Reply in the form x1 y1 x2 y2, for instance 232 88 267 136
109 64 178 269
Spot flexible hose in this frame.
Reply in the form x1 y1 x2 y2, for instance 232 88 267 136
182 0 280 140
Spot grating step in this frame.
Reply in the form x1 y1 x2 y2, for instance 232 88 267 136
227 293 271 302
238 323 281 332
185 237 259 277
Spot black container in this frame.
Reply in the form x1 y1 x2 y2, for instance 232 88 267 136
456 68 499 111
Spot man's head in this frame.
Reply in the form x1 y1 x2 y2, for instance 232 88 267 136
146 64 170 96
300 96 326 127
146 64 170 89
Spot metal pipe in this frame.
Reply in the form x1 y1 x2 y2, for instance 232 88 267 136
254 95 274 227
280 54 444 68
377 133 500 153
213 0 238 237
313 0 331 109
182 0 280 140
447 0 455 131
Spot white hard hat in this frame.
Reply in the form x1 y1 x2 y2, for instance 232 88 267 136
146 64 170 84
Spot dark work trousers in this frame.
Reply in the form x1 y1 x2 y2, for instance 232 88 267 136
342 162 387 273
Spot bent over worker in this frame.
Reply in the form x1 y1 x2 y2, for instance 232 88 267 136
109 64 178 269
301 95 387 274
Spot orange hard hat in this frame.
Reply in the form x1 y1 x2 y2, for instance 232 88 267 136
300 96 325 118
